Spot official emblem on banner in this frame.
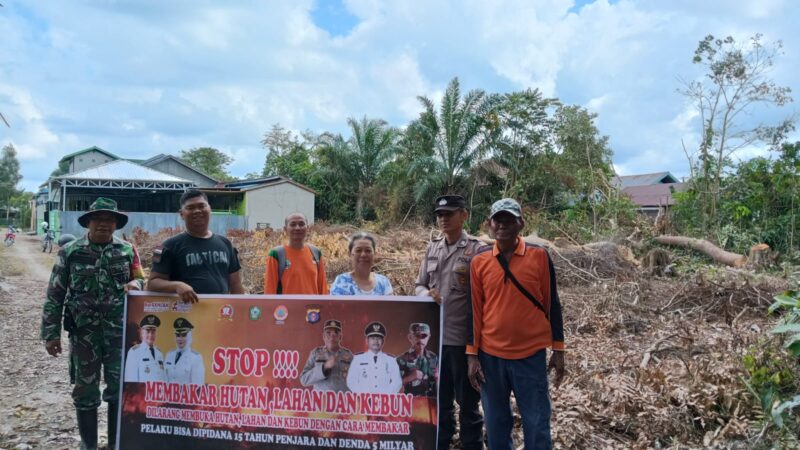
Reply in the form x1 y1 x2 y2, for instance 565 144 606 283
171 301 191 313
249 306 262 321
219 304 234 321
305 305 321 324
274 305 288 324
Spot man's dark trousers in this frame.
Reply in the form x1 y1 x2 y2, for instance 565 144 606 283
438 345 484 450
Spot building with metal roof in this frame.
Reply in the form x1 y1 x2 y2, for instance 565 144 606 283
611 172 679 189
36 148 315 237
141 154 219 187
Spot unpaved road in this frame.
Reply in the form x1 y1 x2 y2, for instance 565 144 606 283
0 234 111 450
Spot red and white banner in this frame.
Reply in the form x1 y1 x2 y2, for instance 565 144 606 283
118 292 440 450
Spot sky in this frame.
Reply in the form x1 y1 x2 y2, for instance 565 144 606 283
1 0 798 192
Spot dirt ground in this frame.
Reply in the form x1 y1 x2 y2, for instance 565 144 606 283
0 234 112 450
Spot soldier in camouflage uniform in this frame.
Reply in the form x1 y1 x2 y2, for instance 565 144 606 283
397 323 439 397
300 319 353 392
41 198 144 450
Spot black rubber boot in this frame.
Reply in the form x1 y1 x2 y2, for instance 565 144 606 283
107 403 118 450
76 409 98 450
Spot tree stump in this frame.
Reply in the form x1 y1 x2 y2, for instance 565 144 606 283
644 248 672 276
745 243 775 271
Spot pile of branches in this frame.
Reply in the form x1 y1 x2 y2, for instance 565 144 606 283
549 273 788 449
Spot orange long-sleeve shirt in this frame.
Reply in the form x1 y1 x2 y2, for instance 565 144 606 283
466 238 565 359
263 244 329 295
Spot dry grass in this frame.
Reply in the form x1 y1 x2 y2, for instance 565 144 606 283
127 224 792 449
0 245 26 277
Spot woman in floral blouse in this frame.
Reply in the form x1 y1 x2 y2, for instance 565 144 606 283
330 232 393 296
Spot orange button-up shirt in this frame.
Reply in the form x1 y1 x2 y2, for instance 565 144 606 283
467 237 565 359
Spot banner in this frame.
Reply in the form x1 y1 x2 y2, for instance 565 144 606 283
119 292 440 450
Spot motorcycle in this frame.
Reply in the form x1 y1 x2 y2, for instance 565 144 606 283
3 227 15 247
42 228 54 253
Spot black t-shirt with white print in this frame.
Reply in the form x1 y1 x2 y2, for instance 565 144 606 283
152 232 241 294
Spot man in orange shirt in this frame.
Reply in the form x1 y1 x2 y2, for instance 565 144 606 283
467 198 565 450
264 212 328 294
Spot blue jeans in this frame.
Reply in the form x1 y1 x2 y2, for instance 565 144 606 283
479 350 552 450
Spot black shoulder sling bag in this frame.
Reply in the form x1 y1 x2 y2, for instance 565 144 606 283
496 253 549 321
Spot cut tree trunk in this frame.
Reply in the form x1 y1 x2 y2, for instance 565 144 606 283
654 235 747 267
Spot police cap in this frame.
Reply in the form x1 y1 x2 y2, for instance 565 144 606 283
324 319 342 331
173 317 194 334
434 195 466 213
140 314 161 329
365 321 386 338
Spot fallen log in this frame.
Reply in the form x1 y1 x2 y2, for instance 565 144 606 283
476 233 639 283
654 235 747 267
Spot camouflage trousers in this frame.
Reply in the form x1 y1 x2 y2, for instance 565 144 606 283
69 316 122 411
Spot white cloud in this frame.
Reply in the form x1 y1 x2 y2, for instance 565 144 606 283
0 85 59 160
0 0 797 193
369 51 430 120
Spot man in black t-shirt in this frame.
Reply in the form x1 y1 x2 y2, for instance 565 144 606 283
147 189 245 301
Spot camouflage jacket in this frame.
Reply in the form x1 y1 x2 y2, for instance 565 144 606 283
397 348 439 397
41 235 145 341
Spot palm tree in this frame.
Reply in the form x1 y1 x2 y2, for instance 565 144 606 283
319 117 399 222
407 77 500 201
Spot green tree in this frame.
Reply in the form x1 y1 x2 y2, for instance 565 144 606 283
318 117 398 222
679 34 793 233
9 190 33 229
694 141 800 258
551 105 622 236
260 124 317 185
494 89 556 196
0 143 22 221
408 77 501 202
50 160 70 177
180 147 234 181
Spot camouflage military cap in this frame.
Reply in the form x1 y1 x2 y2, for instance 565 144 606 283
324 319 342 331
78 197 129 228
489 198 522 219
173 317 194 333
409 323 431 337
365 321 386 338
140 314 161 329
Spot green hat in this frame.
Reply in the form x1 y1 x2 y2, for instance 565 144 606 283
173 317 194 333
140 314 161 330
78 197 128 228
409 323 431 336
